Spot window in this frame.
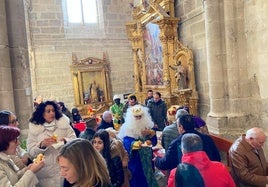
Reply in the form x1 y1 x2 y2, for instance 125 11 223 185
66 0 97 24
62 0 105 38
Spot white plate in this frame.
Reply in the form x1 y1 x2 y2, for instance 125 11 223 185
52 141 64 149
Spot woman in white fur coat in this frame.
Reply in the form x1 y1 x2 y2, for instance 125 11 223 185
27 101 76 187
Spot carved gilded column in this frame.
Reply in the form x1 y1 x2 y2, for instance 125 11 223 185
132 48 141 92
158 18 179 96
158 20 171 95
126 22 144 99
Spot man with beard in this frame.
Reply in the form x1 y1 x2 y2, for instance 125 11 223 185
118 104 158 187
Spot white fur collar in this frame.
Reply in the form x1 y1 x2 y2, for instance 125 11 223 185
29 115 70 135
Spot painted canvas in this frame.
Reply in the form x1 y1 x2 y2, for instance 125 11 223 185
143 22 163 85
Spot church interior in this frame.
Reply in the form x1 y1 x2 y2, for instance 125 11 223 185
1 0 268 157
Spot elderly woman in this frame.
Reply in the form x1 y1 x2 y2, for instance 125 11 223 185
0 126 44 186
27 100 76 187
0 110 32 169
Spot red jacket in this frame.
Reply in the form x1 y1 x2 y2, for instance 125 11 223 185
168 151 235 187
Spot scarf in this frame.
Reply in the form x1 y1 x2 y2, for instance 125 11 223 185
43 120 56 131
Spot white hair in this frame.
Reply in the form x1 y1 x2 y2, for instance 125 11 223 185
246 127 266 139
118 105 154 139
102 111 112 120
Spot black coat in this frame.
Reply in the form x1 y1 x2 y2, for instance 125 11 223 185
155 130 221 170
97 120 114 130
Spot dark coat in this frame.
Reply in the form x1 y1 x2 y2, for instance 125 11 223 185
72 114 82 124
147 99 167 131
155 130 221 170
97 120 114 130
79 127 95 141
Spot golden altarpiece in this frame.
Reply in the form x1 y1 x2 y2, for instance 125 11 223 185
70 53 112 118
126 0 198 115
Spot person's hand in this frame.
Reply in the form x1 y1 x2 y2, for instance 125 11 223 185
28 160 45 173
21 156 30 165
152 152 158 162
132 141 142 150
40 137 57 148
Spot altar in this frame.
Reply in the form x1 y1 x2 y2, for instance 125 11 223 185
70 53 112 119
125 0 198 115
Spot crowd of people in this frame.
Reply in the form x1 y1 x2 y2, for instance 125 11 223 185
0 91 268 187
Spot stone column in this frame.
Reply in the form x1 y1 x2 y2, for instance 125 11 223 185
5 0 33 138
204 0 228 133
223 0 249 133
0 0 15 110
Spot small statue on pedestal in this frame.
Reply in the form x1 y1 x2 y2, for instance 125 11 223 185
169 61 188 90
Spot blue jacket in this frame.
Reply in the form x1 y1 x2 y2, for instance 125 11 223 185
155 130 221 170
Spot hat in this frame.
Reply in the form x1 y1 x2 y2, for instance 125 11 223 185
131 105 144 116
113 95 120 100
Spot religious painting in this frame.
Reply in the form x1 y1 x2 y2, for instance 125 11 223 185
70 54 111 108
143 22 163 86
81 71 105 104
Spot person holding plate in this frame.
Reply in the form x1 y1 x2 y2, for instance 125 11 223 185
118 104 158 187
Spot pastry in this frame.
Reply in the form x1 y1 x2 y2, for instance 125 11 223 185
33 153 44 163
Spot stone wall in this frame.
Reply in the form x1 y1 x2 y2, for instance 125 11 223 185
175 0 268 147
175 0 209 118
244 0 268 153
25 0 134 110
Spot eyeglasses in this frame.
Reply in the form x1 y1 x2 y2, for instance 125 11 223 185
134 115 142 118
9 119 18 124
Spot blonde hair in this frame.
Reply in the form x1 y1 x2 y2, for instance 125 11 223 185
58 139 111 187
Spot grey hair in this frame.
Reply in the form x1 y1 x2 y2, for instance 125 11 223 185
102 111 112 120
246 127 266 139
181 133 203 153
175 109 189 120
